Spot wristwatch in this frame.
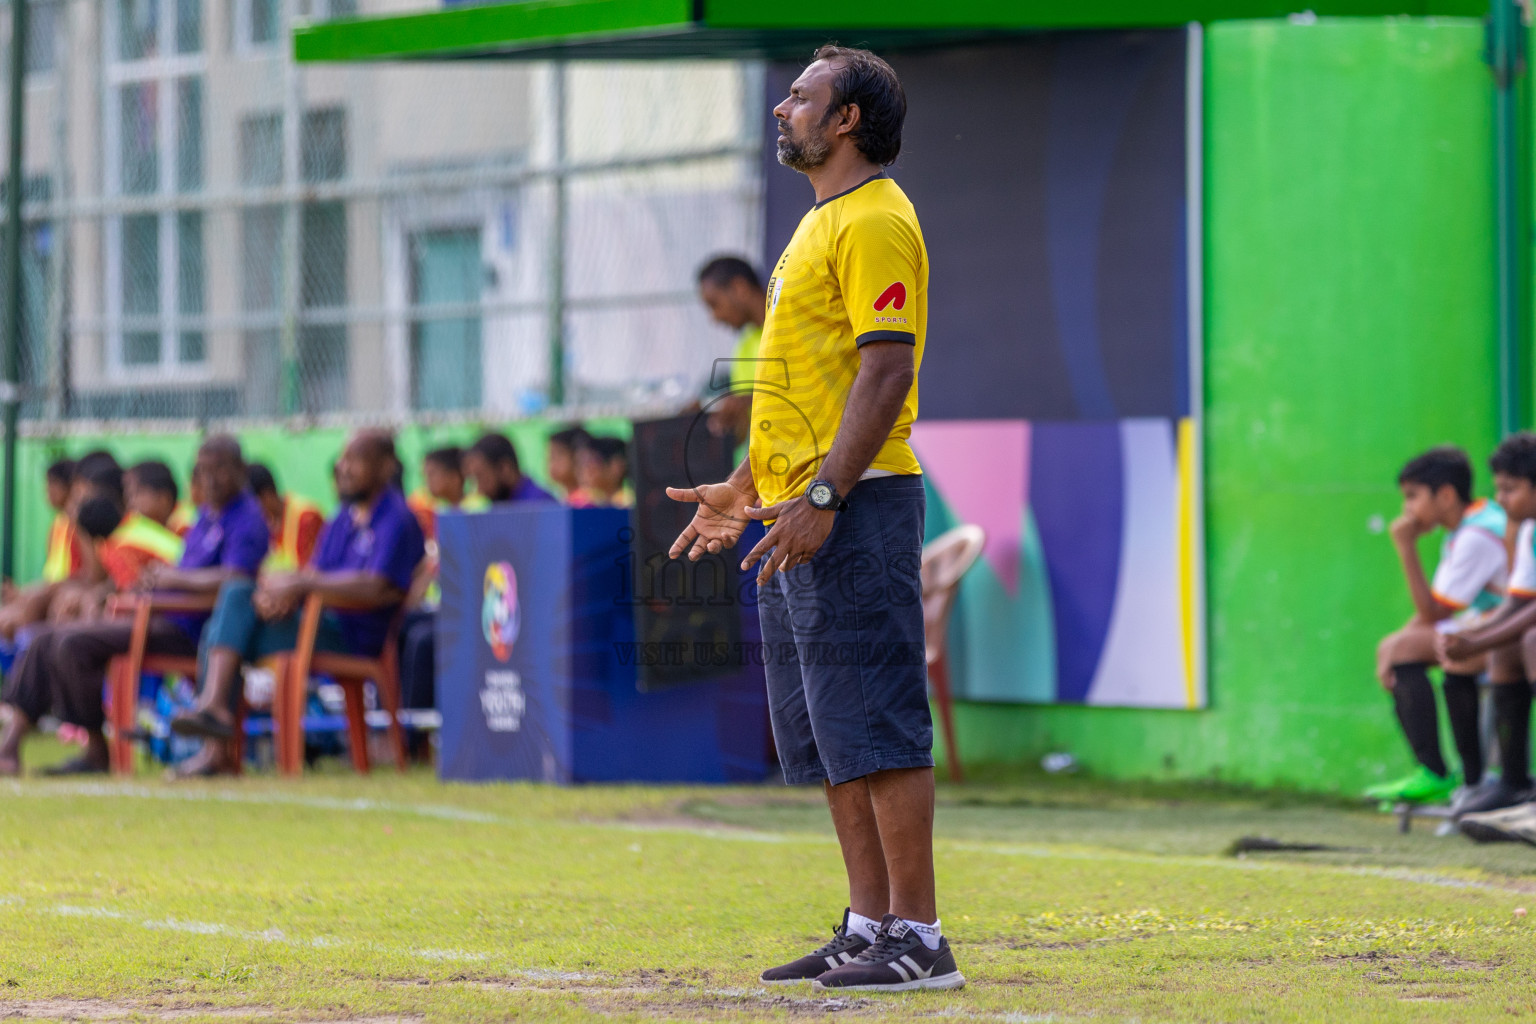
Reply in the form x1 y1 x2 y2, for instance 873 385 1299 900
804 478 848 512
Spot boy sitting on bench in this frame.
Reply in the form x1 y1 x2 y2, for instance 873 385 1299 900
1364 447 1507 806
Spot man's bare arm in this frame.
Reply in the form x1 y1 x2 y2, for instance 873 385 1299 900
1452 596 1536 656
1390 517 1451 623
145 565 249 593
816 341 915 497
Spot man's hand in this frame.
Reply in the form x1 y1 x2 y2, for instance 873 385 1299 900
254 571 309 621
1390 514 1429 547
253 590 300 621
667 478 758 561
741 496 836 585
1436 630 1478 663
135 563 167 593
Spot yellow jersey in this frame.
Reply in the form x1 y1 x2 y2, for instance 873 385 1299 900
749 174 926 507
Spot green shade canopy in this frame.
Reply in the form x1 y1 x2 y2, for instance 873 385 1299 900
293 0 1488 63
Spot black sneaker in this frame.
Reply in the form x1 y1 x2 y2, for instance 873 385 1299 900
759 908 872 985
1452 778 1530 819
812 914 965 992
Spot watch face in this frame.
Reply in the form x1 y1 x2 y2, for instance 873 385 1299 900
809 483 832 508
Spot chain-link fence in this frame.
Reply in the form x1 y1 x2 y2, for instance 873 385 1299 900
0 0 764 432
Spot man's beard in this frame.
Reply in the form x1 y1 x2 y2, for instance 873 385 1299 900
776 119 831 171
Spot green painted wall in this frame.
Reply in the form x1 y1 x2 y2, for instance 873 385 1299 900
949 18 1502 791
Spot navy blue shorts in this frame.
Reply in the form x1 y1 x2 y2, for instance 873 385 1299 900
758 473 933 786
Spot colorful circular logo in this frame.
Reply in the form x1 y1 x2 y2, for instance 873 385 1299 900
482 561 521 662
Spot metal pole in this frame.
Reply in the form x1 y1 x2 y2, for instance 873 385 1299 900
548 59 565 408
1490 0 1527 436
2 0 28 582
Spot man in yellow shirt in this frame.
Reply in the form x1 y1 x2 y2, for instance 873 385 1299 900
668 46 959 993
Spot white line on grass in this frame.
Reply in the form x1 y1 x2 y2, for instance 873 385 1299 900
1 781 806 845
2 780 505 823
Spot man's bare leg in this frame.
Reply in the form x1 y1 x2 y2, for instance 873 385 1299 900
186 647 241 726
824 777 890 921
866 766 937 924
0 705 31 774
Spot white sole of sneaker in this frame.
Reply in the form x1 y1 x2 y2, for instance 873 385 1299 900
759 977 813 986
812 971 966 993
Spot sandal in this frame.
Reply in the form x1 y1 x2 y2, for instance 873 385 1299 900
41 755 108 776
169 709 234 739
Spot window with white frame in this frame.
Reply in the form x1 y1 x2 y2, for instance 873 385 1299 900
230 0 351 53
105 0 205 373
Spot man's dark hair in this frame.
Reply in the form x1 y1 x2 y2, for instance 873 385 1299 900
549 426 591 451
1491 433 1536 485
424 446 464 473
812 44 906 166
74 449 119 482
128 460 178 503
697 256 762 291
46 458 75 486
470 432 521 473
80 461 124 503
76 494 125 540
247 462 278 498
591 436 628 464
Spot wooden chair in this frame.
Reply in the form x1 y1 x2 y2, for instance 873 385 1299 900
920 524 987 783
106 592 249 777
272 593 407 776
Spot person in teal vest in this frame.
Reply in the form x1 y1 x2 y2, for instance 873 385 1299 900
1366 447 1509 808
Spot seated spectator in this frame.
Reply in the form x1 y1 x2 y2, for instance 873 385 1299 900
0 436 267 776
56 492 185 623
39 458 77 584
546 426 591 504
248 463 324 573
167 470 203 537
0 455 124 638
1364 447 1506 808
575 436 634 509
125 460 181 529
1438 434 1536 818
463 433 555 505
409 445 490 540
169 431 425 776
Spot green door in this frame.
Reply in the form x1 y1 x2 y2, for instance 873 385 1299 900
410 227 482 411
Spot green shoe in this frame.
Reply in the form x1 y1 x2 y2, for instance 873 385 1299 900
1364 765 1459 805
1363 770 1420 803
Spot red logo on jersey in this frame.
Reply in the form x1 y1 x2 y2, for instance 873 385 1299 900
874 282 906 311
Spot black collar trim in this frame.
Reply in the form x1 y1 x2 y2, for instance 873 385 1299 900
813 172 886 210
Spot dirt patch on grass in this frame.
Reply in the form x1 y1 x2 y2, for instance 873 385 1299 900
590 990 875 1018
378 974 880 1017
0 1000 423 1023
1320 950 1502 971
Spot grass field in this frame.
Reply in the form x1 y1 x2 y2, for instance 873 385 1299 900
4 743 1536 1023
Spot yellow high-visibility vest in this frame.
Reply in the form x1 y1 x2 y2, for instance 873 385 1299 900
110 512 186 565
261 495 322 573
41 513 75 582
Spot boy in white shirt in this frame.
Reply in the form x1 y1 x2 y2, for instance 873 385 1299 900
1366 447 1508 806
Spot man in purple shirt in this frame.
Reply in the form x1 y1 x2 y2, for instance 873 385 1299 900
463 433 556 504
171 430 425 774
0 435 269 776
